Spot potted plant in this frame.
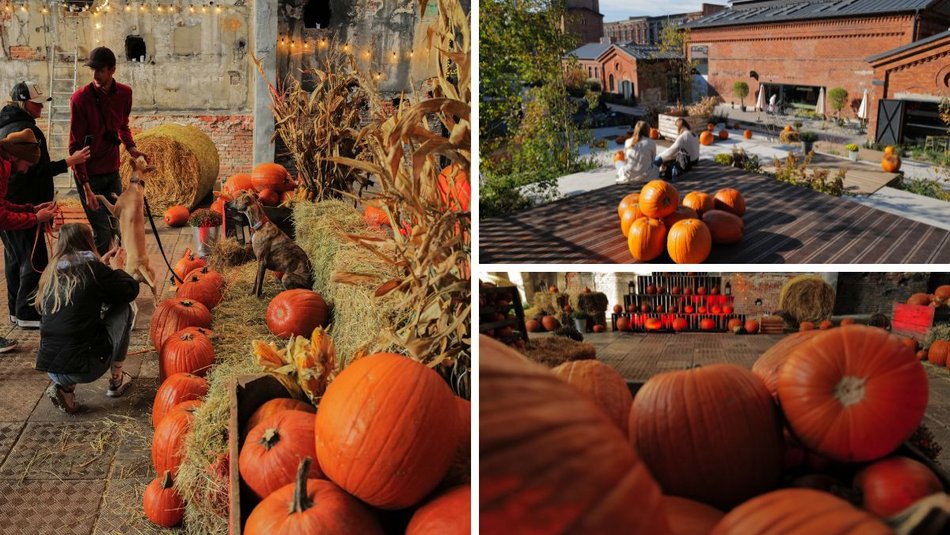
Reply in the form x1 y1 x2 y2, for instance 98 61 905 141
845 143 859 161
732 81 749 112
188 208 222 258
800 131 819 154
571 310 590 333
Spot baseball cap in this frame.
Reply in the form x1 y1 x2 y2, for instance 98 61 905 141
10 82 51 103
0 129 41 165
84 46 117 69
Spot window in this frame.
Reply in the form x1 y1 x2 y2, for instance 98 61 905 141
594 67 598 78
125 35 146 61
609 74 614 92
304 0 332 29
588 66 592 77
615 62 620 72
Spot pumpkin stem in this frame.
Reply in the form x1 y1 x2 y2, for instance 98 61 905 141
289 457 313 514
834 376 866 407
260 428 280 450
181 333 194 342
161 470 174 490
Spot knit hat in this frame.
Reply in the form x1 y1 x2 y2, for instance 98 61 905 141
0 129 40 165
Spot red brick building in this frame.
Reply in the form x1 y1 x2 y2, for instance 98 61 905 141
563 0 605 45
604 5 726 46
687 0 950 143
567 43 684 104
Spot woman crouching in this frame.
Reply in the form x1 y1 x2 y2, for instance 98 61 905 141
34 223 139 413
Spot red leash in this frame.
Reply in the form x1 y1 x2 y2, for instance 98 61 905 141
30 208 64 274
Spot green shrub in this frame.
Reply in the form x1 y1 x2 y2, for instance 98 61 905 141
897 177 950 201
829 87 849 115
714 153 734 166
800 131 819 143
732 81 749 107
771 153 844 196
779 131 800 144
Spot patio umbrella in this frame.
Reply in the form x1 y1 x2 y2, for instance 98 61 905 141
756 85 767 111
815 87 826 116
857 89 869 120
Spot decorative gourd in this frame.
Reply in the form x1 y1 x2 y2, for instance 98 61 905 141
783 125 794 133
630 364 783 510
819 320 834 330
713 188 746 217
907 293 932 306
244 458 383 535
799 321 815 331
727 319 742 331
710 305 722 314
481 336 669 533
917 349 928 360
641 303 651 313
222 172 254 196
881 154 901 172
252 162 291 192
697 306 707 314
710 488 891 535
700 318 715 330
143 470 185 527
854 456 944 517
900 337 919 353
620 204 646 237
149 298 212 351
672 317 688 331
616 317 630 331
315 353 459 509
152 401 199 477
667 219 712 264
684 305 695 313
777 325 928 462
152 372 209 427
702 210 744 244
929 340 950 366
593 324 605 333
159 329 214 381
406 485 471 535
743 130 752 139
646 284 657 295
247 398 316 434
649 128 660 140
171 248 206 286
613 304 623 314
682 191 714 215
240 410 324 499
163 205 189 227
627 218 667 262
638 180 680 218
697 286 707 295
541 315 560 331
645 318 663 331
525 319 541 332
663 206 699 228
176 267 225 310
707 123 716 132
718 130 729 140
265 290 330 339
745 320 759 334
699 131 715 146
618 192 640 219
664 496 724 535
552 360 634 434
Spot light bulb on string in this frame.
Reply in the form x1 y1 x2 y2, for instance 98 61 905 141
19 4 26 12
95 22 102 29
157 5 164 12
41 6 48 14
125 4 131 12
201 4 207 13
140 4 147 12
214 5 221 13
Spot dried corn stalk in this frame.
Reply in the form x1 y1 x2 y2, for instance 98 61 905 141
251 327 339 403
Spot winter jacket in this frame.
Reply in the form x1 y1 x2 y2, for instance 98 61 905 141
35 252 139 375
0 105 66 206
620 137 658 183
0 158 38 230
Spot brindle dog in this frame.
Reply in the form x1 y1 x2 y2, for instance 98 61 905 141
230 191 313 297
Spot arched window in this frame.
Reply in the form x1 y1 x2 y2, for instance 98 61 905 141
616 62 620 72
609 74 614 92
588 66 592 77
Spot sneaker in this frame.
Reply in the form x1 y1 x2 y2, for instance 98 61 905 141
15 318 40 329
107 371 133 398
0 337 16 354
46 383 79 414
8 315 15 325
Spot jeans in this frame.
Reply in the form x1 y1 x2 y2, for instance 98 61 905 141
654 156 684 181
1 227 47 321
48 303 133 387
78 171 122 255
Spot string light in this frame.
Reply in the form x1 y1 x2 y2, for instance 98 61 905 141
20 4 27 12
95 22 102 29
125 4 131 12
140 4 147 12
201 5 207 13
41 6 48 14
215 5 221 13
157 5 164 12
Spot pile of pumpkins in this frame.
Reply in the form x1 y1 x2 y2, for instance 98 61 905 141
618 179 747 263
482 323 945 533
479 285 526 349
905 285 950 309
881 146 902 173
698 123 738 146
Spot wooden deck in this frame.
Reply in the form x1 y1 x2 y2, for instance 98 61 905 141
479 163 950 264
762 152 901 196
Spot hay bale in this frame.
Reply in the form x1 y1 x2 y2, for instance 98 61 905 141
120 123 219 211
926 325 950 349
577 292 608 313
533 292 571 315
519 336 596 367
206 238 254 271
778 275 835 326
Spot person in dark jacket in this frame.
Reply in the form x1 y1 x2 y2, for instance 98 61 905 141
34 223 138 414
0 82 91 329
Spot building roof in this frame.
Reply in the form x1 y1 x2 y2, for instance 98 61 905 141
687 0 937 29
609 44 684 60
866 28 950 63
567 42 612 60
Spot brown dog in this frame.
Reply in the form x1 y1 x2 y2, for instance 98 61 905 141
231 191 313 297
96 156 157 299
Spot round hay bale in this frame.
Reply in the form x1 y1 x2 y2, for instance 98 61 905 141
577 291 609 313
518 336 596 368
778 275 835 326
120 123 219 211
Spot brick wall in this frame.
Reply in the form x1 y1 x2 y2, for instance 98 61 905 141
871 35 950 134
833 273 931 315
722 273 798 315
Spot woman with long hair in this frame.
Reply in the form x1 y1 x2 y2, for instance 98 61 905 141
618 120 658 184
654 118 700 181
34 223 139 414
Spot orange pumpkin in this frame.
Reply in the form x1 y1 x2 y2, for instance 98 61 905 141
664 496 724 535
907 293 931 306
929 340 950 366
616 316 630 331
727 319 743 331
163 205 190 227
247 398 316 436
152 401 199 478
881 154 901 172
682 191 714 215
639 180 680 218
718 130 729 140
437 164 471 212
159 329 214 381
149 298 212 352
702 210 744 245
363 204 389 228
672 317 688 331
819 320 834 330
265 289 329 339
783 125 794 133
252 162 291 192
620 204 646 237
667 219 712 264
649 128 660 140
143 471 185 527
406 485 470 535
541 315 560 331
854 456 944 518
617 192 640 219
645 317 663 331
699 131 715 146
176 267 225 310
934 285 950 301
745 320 759 334
883 145 895 156
152 372 209 427
210 192 231 216
222 173 254 196
552 360 634 434
258 188 280 206
713 188 746 217
743 130 752 140
627 218 667 262
240 410 324 499
171 249 206 286
663 206 699 228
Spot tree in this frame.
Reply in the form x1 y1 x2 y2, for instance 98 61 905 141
829 87 849 118
732 81 749 109
654 24 695 104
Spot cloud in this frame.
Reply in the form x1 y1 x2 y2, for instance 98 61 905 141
599 0 714 23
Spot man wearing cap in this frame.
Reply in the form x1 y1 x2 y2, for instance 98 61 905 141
0 82 91 329
69 46 147 255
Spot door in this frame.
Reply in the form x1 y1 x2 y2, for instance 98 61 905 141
875 99 905 146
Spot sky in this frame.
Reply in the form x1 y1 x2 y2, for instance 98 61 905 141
599 0 723 23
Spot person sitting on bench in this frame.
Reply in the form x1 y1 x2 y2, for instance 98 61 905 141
653 118 699 181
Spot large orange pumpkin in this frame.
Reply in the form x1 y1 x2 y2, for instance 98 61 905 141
630 364 783 510
667 219 712 264
700 318 716 330
176 267 225 310
552 360 634 434
682 191 714 215
618 192 640 219
143 471 185 527
751 330 822 399
645 317 663 331
240 410 324 499
437 164 471 212
702 210 744 244
541 315 560 331
152 401 199 478
620 204 646 237
481 336 669 533
854 456 944 517
745 320 760 334
639 180 680 218
406 485 470 535
171 248 206 286
616 316 630 331
152 372 208 427
222 173 254 196
713 188 746 217
665 496 724 535
627 217 667 262
907 293 932 306
149 298 212 351
265 289 329 338
252 162 292 192
159 329 214 381
777 325 928 462
663 206 699 228
710 488 891 535
699 131 714 146
672 317 688 331
163 205 189 227
929 340 950 366
881 154 901 172
247 398 316 434
315 353 459 509
935 285 950 301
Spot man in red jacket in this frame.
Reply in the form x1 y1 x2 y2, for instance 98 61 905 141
69 46 148 255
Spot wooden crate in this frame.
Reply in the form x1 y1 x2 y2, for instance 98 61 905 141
759 316 785 334
893 303 937 340
658 113 709 140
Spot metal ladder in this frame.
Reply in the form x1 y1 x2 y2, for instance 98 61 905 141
46 6 80 191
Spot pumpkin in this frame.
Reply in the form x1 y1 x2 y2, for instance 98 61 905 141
613 304 623 314
481 336 669 533
639 180 680 218
159 329 214 381
149 298 212 351
935 285 950 301
783 125 793 133
664 496 725 535
883 146 895 156
682 191 714 215
929 340 950 366
143 470 185 527
672 286 681 295
552 360 634 434
655 305 666 313
667 219 712 264
251 162 291 192
881 154 901 172
697 286 707 295
745 320 759 334
684 287 693 295
525 319 541 332
641 303 651 313
672 317 688 331
630 364 783 510
315 353 459 509
549 286 559 293
727 319 742 331
541 315 560 331
710 305 722 314
406 485 470 535
240 410 324 499
593 324 605 333
627 218 667 262
907 293 932 306
750 330 822 399
176 266 225 310
265 289 330 339
702 210 744 244
707 123 716 132
244 458 383 535
663 206 699 228
258 188 280 206
854 456 944 517
645 318 663 331
718 130 729 140
152 401 199 477
437 164 471 212
710 488 891 535
819 320 834 330
840 317 856 326
723 305 734 314
698 306 707 314
210 192 231 216
163 205 189 227
777 325 928 462
699 131 715 146
649 128 660 139
799 321 815 331
618 192 640 219
222 172 254 195
616 316 630 331
363 204 389 228
613 150 625 163
620 205 646 236
700 318 715 330
743 130 752 139
152 372 209 427
247 398 316 434
917 349 928 360
646 284 656 294
713 188 746 217
901 336 919 353
171 248 206 286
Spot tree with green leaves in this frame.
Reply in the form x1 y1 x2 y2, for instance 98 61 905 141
829 87 849 118
654 24 694 104
733 81 749 109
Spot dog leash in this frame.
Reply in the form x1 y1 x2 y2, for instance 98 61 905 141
142 196 184 285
